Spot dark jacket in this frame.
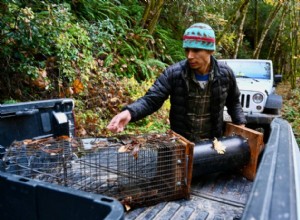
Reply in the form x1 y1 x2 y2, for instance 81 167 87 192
124 56 246 140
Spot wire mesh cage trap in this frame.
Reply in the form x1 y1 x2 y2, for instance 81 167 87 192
2 132 194 210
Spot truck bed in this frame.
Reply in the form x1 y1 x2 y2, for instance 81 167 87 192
126 172 252 220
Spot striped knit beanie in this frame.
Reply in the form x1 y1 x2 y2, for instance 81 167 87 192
183 23 216 51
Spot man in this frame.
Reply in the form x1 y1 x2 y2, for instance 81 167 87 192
107 23 246 142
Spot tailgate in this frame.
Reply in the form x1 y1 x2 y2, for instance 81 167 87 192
0 99 75 147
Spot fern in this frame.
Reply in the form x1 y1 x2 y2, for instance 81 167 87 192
104 53 114 67
146 58 168 71
155 26 185 63
119 41 135 55
133 58 168 80
72 0 130 21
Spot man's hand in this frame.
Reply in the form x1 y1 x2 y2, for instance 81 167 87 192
107 110 132 133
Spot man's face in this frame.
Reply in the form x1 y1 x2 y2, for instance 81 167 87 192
185 48 213 71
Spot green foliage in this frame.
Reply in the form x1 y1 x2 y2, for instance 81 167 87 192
154 26 185 63
71 0 129 21
119 0 144 21
283 89 300 121
2 99 18 104
1 4 37 77
160 0 246 58
104 80 171 136
0 1 96 98
0 0 299 137
0 0 169 100
125 115 169 135
278 82 300 146
87 17 168 81
73 72 170 137
108 76 170 135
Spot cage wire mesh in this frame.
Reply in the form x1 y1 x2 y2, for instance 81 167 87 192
2 132 194 210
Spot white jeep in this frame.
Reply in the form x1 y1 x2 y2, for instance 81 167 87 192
220 59 282 125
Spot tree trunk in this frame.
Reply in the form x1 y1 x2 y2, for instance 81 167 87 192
216 0 250 45
233 1 249 59
140 0 165 35
254 0 258 48
267 4 288 60
289 0 299 89
252 2 284 59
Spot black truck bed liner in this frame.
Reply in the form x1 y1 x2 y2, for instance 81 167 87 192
126 173 252 220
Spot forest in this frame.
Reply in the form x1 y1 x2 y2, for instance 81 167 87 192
0 0 299 142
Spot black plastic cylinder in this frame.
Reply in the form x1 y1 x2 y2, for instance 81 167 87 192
192 135 250 178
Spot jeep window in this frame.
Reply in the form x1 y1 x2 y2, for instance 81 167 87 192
224 61 271 80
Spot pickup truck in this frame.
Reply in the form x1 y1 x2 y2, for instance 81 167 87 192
0 99 299 220
220 59 283 126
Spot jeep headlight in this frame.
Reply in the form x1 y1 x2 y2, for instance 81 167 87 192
253 93 263 103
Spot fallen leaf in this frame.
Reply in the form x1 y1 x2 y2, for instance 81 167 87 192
73 79 84 94
57 135 71 141
110 97 119 103
32 69 49 89
41 147 63 154
212 137 226 154
146 122 153 128
68 87 74 95
132 144 140 159
77 126 87 136
23 139 33 145
118 145 131 153
124 203 131 211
